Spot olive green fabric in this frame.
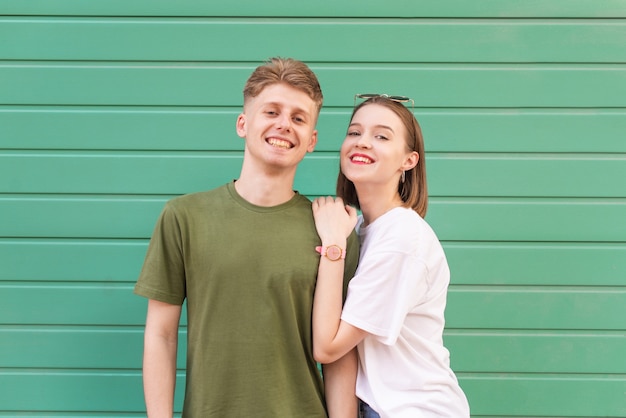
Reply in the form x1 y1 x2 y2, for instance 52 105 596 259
135 182 359 417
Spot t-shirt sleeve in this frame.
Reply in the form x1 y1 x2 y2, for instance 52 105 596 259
341 250 429 345
133 202 186 305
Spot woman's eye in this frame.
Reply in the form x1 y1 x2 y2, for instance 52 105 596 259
347 131 360 136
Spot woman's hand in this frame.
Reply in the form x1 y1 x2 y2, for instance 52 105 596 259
312 196 358 244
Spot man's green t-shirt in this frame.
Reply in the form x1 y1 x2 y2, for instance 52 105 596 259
135 182 359 417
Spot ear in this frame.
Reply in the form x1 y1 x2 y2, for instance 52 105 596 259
402 151 419 171
235 113 246 138
306 129 318 153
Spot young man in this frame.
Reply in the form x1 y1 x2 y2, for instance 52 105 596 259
134 57 359 417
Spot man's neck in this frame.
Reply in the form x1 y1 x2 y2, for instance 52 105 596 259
234 169 297 207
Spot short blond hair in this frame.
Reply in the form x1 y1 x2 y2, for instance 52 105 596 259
243 57 323 119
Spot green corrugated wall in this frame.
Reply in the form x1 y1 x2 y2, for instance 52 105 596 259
1 1 625 416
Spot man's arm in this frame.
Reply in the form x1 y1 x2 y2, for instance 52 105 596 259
322 348 358 418
142 299 182 418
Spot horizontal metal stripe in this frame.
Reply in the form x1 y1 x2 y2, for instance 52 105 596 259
2 240 625 285
2 327 624 373
0 371 185 412
2 153 625 197
0 372 624 415
0 0 624 18
2 64 625 107
458 374 626 416
443 242 626 286
2 18 625 63
1 196 625 241
445 287 626 329
0 239 147 282
2 106 626 153
0 328 186 369
1 284 623 329
0 413 150 417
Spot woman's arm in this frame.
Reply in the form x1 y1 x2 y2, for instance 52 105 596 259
322 348 358 418
312 197 367 364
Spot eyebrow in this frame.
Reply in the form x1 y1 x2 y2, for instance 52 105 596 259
265 102 311 117
349 122 395 133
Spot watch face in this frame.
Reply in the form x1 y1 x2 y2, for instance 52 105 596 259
326 245 342 261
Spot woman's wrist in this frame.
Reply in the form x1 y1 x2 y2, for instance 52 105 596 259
316 244 347 261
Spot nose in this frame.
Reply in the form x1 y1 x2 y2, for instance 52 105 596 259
355 134 371 148
275 114 292 131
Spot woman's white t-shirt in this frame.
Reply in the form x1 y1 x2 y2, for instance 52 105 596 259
341 207 470 418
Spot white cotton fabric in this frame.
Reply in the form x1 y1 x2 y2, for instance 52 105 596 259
341 207 470 418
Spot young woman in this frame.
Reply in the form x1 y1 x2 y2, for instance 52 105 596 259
312 94 470 417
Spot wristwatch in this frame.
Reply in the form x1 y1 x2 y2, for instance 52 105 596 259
315 245 346 261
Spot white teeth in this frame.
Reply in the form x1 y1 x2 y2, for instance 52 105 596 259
352 155 373 163
267 138 292 149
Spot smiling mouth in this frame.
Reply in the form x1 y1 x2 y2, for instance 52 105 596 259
351 155 373 164
267 138 293 149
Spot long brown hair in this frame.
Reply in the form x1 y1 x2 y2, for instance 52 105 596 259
336 96 428 217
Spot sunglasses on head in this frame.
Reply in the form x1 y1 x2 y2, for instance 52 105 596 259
354 93 414 110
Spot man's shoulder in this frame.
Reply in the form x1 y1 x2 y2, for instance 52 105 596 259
292 192 314 210
168 184 228 207
159 185 232 223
